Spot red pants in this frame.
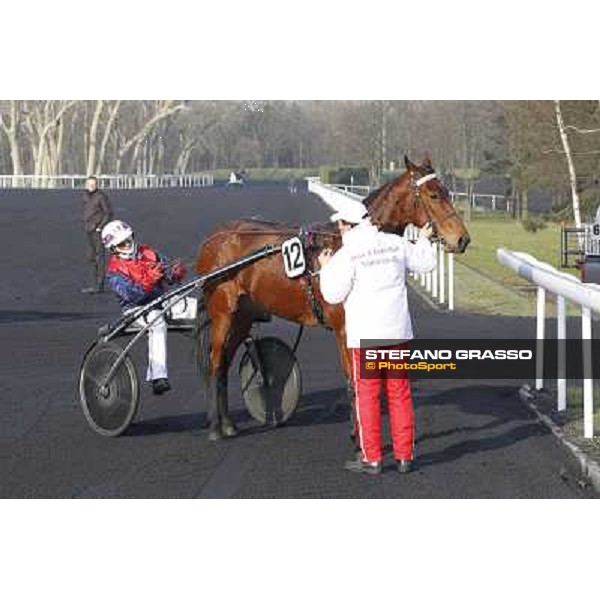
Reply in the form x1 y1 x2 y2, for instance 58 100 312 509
351 345 415 463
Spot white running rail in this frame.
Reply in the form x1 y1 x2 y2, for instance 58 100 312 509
497 247 600 438
0 173 214 190
403 224 454 311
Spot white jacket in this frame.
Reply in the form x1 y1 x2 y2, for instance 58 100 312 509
319 220 436 348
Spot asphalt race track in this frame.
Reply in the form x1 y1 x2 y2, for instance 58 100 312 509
0 183 595 498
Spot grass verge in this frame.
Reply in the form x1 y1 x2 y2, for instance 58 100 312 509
454 215 582 316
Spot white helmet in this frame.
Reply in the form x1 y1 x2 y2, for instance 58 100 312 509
101 220 136 258
330 201 368 224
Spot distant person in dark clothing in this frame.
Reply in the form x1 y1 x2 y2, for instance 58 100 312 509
82 176 113 293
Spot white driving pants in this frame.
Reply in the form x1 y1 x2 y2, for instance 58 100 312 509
132 309 168 381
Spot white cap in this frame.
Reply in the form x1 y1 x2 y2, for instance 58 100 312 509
330 202 368 224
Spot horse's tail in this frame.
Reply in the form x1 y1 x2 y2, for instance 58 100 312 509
194 289 212 391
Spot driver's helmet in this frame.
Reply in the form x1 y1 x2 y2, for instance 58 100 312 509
101 220 137 259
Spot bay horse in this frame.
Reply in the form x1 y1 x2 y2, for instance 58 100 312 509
195 156 470 440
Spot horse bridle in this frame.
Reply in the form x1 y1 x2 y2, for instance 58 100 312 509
410 172 462 239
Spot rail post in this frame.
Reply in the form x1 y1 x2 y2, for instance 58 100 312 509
557 294 566 411
536 286 546 390
448 253 454 311
432 243 438 299
439 243 445 305
582 306 593 438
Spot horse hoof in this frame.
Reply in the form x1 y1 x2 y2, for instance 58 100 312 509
221 422 239 438
208 428 222 442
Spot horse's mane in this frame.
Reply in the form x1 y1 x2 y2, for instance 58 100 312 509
362 165 439 211
237 217 336 235
362 167 416 210
362 180 396 208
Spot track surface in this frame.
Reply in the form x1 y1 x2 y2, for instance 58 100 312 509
0 183 594 498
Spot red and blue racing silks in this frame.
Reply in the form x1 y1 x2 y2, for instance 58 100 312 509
106 245 181 308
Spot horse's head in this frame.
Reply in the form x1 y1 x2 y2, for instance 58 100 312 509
366 155 470 253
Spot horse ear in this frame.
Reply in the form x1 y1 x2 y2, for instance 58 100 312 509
422 153 432 169
404 155 415 171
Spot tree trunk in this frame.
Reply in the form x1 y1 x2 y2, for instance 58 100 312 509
24 101 78 177
555 100 582 227
116 101 185 173
520 187 529 221
157 137 164 174
0 101 24 176
96 101 121 174
175 140 195 174
464 178 473 222
5 128 23 176
129 141 143 174
148 139 156 174
47 119 63 175
86 100 104 176
381 101 387 172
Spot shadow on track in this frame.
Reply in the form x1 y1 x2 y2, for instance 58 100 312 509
411 384 550 469
125 388 348 438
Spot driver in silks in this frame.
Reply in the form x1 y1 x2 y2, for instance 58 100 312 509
101 220 187 395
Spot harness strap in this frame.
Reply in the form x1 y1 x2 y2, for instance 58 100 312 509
415 172 438 187
302 273 330 329
411 173 462 237
298 226 331 329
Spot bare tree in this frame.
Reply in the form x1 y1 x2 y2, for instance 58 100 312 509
85 101 104 175
113 100 186 174
21 100 79 177
95 101 121 174
555 100 582 228
0 101 24 176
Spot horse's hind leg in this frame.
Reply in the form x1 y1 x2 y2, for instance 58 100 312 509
205 287 254 441
206 313 237 441
218 307 257 437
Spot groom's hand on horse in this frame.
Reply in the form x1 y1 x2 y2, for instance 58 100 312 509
318 247 334 268
420 222 434 240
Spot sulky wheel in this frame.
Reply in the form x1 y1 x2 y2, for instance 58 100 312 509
239 336 302 426
78 340 140 437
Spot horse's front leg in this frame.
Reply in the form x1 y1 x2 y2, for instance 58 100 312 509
210 303 255 440
206 312 234 442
